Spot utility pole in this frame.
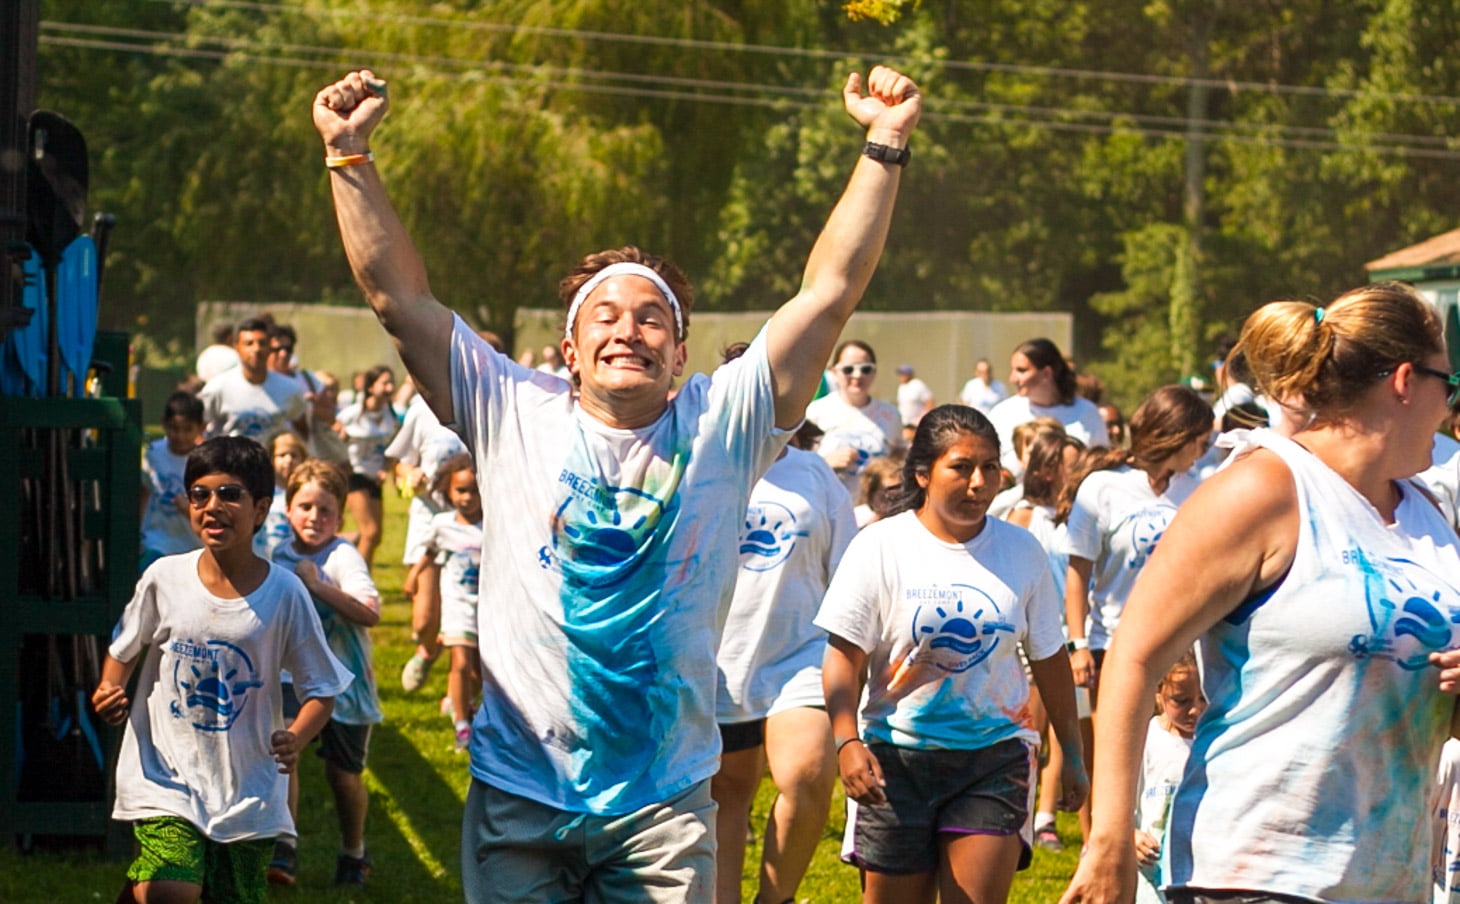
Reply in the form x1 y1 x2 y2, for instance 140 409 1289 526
2 0 39 326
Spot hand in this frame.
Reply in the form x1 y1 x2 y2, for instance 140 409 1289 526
1058 835 1138 904
1070 647 1097 688
1058 755 1090 812
1431 649 1460 693
313 69 389 155
1133 830 1161 868
271 729 302 774
836 739 887 806
823 447 861 472
294 560 320 588
91 680 130 725
842 66 922 138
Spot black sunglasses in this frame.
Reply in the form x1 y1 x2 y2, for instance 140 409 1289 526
187 484 250 507
1381 364 1460 405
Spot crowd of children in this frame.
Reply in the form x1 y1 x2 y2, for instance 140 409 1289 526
99 284 1460 904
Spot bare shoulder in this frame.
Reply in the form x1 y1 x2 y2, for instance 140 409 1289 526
1164 447 1299 588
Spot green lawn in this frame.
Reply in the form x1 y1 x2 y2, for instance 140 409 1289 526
0 490 1081 902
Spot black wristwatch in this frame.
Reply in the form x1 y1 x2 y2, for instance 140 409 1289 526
862 141 911 168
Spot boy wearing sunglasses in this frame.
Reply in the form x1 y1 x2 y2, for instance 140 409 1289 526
92 436 351 904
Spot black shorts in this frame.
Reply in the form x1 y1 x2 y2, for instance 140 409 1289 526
718 719 766 754
281 683 371 773
851 737 1035 875
348 473 382 499
1168 893 1317 904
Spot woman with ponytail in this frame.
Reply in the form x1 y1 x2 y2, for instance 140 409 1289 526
1062 283 1460 904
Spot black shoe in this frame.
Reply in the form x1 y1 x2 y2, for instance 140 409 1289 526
267 841 297 886
334 850 372 887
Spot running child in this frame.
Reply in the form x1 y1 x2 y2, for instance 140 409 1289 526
255 432 307 557
1134 652 1205 904
414 452 483 752
268 459 382 888
139 390 205 569
94 436 350 904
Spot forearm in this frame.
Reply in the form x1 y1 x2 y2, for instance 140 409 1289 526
1084 645 1160 847
308 581 381 627
1029 652 1085 766
822 635 869 741
289 696 335 745
100 652 136 690
1065 557 1094 642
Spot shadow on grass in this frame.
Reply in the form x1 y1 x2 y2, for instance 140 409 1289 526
287 720 468 900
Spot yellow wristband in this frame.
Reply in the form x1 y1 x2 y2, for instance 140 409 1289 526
325 152 374 169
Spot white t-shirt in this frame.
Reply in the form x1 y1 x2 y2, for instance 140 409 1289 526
253 485 292 559
387 396 471 564
988 394 1110 476
959 376 1006 413
1168 430 1460 902
198 368 306 444
716 448 856 723
108 551 351 842
1434 739 1460 904
448 315 788 815
814 511 1065 750
896 378 934 427
1418 433 1460 532
140 439 200 557
1063 466 1199 650
336 402 400 479
805 392 903 498
422 512 483 641
1137 718 1193 904
271 538 381 725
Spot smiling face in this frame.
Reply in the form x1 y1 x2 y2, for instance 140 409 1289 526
561 275 686 427
287 480 342 553
188 472 267 551
368 370 396 403
1009 352 1055 404
833 345 877 408
915 431 1002 543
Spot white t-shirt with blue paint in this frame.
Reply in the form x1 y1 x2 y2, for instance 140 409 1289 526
1064 465 1199 651
716 447 856 723
447 315 788 815
140 439 200 558
1166 430 1460 903
423 512 483 641
814 511 1065 751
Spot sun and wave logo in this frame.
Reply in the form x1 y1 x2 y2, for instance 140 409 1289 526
1124 506 1175 568
537 468 675 588
169 639 264 732
1349 556 1460 670
908 584 1016 674
739 501 809 572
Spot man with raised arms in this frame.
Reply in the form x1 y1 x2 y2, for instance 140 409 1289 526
312 64 921 902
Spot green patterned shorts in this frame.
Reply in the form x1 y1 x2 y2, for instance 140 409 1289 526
127 816 272 904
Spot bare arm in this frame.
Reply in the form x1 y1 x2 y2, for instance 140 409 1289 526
313 71 455 422
1065 556 1096 687
272 696 335 774
294 561 381 627
1060 451 1298 904
823 633 887 805
765 67 922 428
1028 651 1089 812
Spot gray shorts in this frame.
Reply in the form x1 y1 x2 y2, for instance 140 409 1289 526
460 777 715 903
852 737 1035 874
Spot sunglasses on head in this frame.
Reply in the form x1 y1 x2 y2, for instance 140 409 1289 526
187 484 250 507
839 363 877 378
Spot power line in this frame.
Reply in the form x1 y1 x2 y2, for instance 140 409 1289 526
37 31 1460 160
41 20 1460 153
147 0 1460 108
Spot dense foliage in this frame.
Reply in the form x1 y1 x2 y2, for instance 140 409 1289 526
34 0 1460 404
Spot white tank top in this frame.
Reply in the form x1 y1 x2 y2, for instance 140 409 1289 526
1167 429 1460 903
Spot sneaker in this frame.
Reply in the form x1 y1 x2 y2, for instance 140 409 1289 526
266 841 297 886
401 652 434 692
334 850 372 887
454 725 471 753
1034 824 1063 852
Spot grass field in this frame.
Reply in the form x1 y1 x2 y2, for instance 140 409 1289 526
0 490 1082 902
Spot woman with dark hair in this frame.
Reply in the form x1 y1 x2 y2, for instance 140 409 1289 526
336 364 400 566
988 338 1109 476
1062 385 1212 698
819 404 1086 903
807 339 905 498
1062 283 1460 904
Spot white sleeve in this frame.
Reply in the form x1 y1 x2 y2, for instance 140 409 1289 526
823 468 858 579
108 563 163 663
1062 477 1104 561
324 542 380 611
813 528 887 654
1019 533 1067 661
278 575 352 701
384 405 420 463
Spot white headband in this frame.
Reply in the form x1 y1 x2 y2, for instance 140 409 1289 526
563 262 683 341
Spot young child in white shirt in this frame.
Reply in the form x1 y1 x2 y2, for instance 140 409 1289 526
94 436 349 904
139 391 205 569
1135 651 1206 904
